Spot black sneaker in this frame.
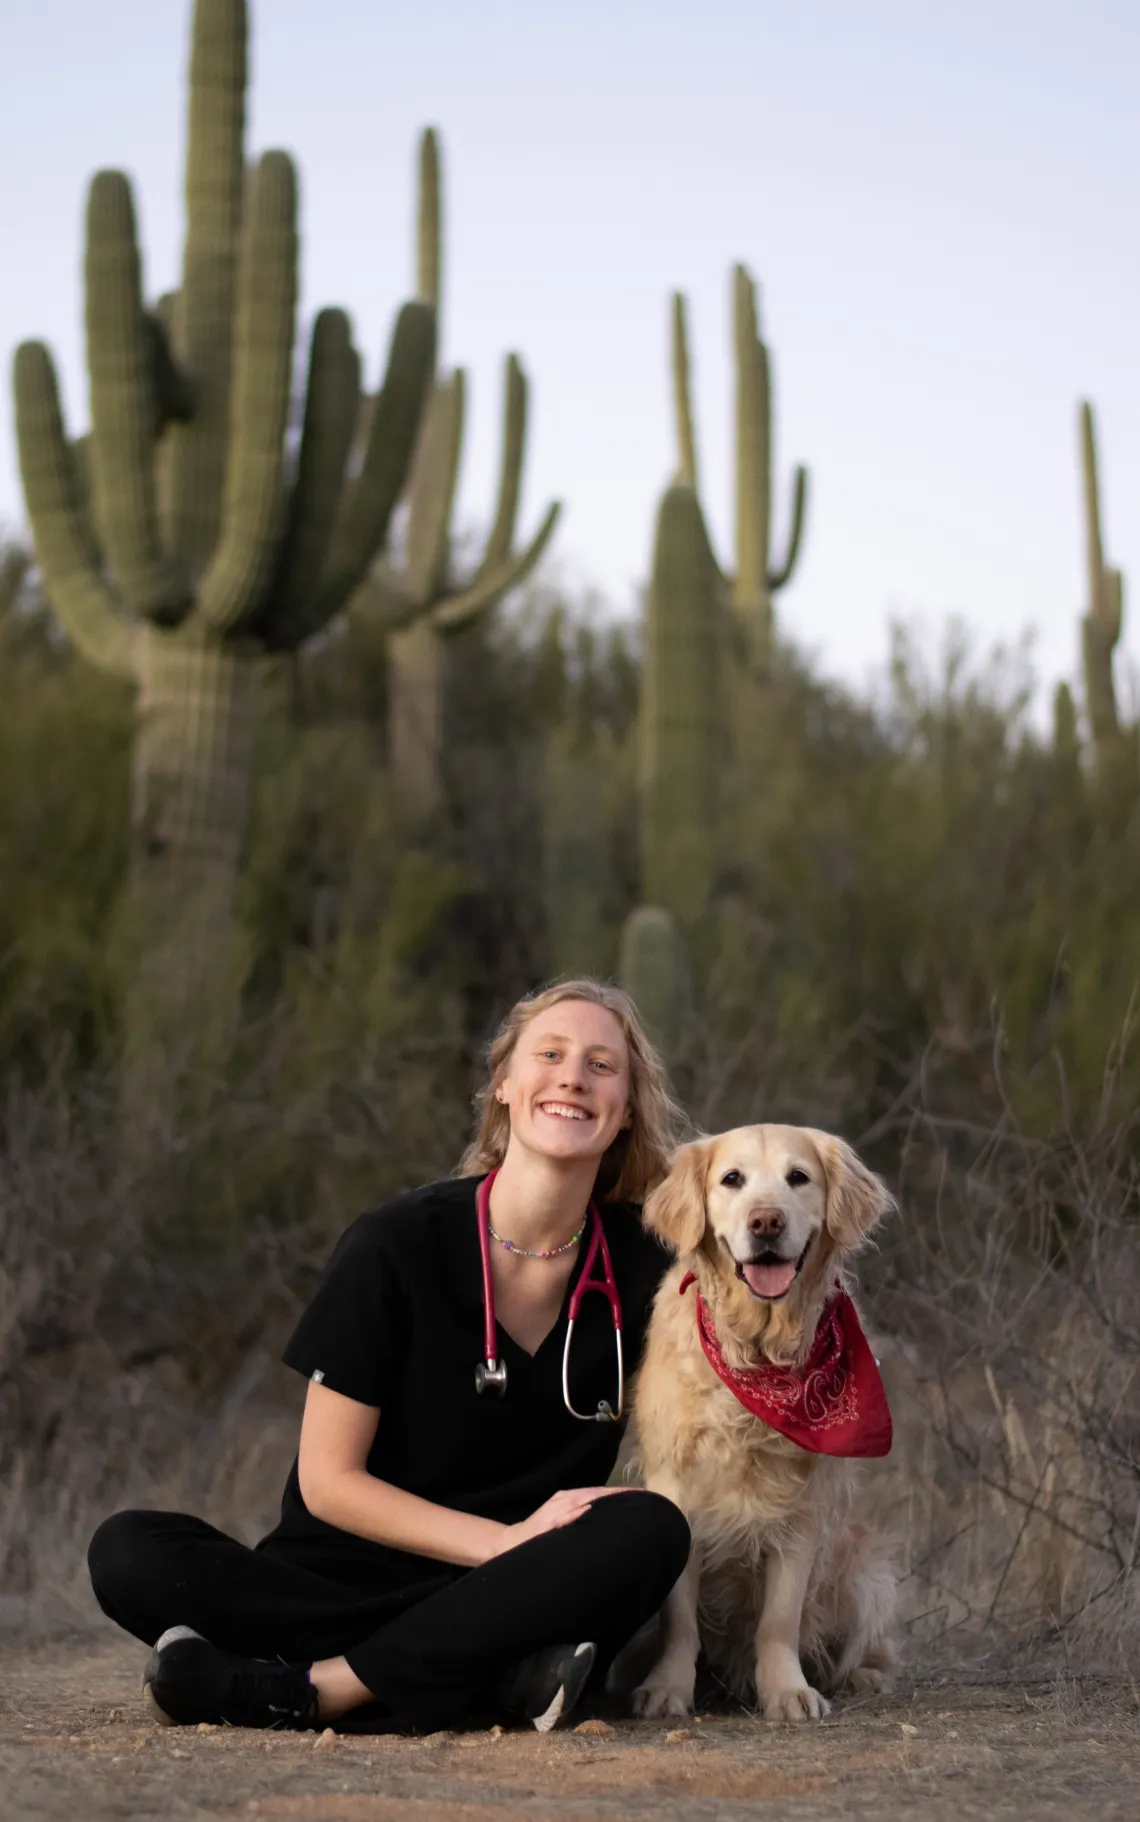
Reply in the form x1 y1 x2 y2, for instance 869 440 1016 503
498 1640 596 1733
143 1626 320 1731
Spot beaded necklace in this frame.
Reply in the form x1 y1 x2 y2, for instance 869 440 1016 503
487 1221 584 1260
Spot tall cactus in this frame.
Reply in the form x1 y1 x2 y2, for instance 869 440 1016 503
12 0 434 1076
672 266 807 662
353 129 560 818
1078 401 1129 784
639 483 721 930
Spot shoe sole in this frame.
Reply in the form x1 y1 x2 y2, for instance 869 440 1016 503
532 1641 596 1734
143 1626 204 1727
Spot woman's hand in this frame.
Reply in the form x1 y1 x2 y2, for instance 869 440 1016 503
491 1486 629 1558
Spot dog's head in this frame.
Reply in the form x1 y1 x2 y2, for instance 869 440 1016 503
644 1124 895 1360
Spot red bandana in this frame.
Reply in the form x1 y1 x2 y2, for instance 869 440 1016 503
678 1273 892 1458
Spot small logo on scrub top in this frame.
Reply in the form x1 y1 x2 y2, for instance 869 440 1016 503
311 1369 325 1384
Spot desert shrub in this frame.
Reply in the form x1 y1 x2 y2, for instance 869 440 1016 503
3 564 1140 1656
0 592 131 1075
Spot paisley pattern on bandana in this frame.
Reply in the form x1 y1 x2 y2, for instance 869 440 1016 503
679 1274 893 1458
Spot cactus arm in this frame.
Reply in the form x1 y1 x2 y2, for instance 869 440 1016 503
432 500 561 630
162 0 248 575
145 309 194 433
350 566 418 633
470 354 529 582
85 171 186 624
197 151 298 635
418 127 441 308
767 463 808 590
12 341 135 678
403 371 465 605
258 307 361 650
315 299 436 613
671 292 699 488
1080 400 1106 617
732 264 770 622
1078 401 1124 758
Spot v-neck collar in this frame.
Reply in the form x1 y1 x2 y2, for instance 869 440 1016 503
467 1181 598 1366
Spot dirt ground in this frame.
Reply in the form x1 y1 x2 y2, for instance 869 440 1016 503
2 1636 1137 1822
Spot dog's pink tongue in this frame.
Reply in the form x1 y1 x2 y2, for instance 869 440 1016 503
742 1260 797 1299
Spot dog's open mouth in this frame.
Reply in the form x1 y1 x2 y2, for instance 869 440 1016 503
735 1239 812 1301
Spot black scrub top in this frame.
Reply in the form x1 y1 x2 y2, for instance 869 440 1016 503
259 1175 671 1586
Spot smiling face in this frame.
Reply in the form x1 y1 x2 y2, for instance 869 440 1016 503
496 997 632 1169
644 1123 895 1361
702 1129 831 1302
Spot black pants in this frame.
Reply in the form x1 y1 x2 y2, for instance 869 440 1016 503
88 1492 689 1731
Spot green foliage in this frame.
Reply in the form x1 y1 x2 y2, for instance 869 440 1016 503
4 543 1140 1232
0 589 131 1071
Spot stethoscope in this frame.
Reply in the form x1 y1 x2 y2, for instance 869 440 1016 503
473 1170 624 1422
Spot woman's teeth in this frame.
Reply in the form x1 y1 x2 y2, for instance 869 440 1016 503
540 1103 591 1121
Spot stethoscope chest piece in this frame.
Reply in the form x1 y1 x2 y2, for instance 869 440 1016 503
474 1357 508 1396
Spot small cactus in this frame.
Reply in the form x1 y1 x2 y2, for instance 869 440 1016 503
618 905 690 1066
354 128 560 816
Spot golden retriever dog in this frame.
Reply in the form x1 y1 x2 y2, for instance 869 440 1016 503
630 1125 899 1722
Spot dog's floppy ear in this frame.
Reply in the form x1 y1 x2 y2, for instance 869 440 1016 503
807 1132 896 1252
643 1139 711 1256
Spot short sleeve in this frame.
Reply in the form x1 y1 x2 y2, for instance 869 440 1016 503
281 1215 405 1408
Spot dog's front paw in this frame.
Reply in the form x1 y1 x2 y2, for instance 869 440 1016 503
760 1684 830 1723
631 1682 693 1720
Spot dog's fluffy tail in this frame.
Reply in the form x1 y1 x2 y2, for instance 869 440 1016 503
802 1521 899 1693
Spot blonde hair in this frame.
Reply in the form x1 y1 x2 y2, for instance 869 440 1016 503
458 978 687 1204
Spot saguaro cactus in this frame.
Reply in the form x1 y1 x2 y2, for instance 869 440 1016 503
12 0 434 1075
672 266 807 662
618 904 690 1068
639 483 721 930
353 129 560 817
1078 401 1129 784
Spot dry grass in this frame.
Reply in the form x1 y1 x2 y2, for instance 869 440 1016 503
2 1058 1138 1683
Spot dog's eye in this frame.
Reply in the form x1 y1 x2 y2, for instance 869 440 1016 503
720 1169 745 1189
786 1168 810 1187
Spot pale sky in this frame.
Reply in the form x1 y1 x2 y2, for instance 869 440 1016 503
1 0 1137 704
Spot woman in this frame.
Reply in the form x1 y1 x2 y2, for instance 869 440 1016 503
88 980 691 1735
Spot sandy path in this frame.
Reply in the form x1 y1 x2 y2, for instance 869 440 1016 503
1 1637 1137 1821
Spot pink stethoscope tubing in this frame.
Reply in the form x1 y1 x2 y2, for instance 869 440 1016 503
473 1170 624 1422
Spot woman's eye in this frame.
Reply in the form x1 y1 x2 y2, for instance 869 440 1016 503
786 1168 810 1188
720 1169 745 1189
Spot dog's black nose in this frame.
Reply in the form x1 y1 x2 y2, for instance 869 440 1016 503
747 1206 786 1239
